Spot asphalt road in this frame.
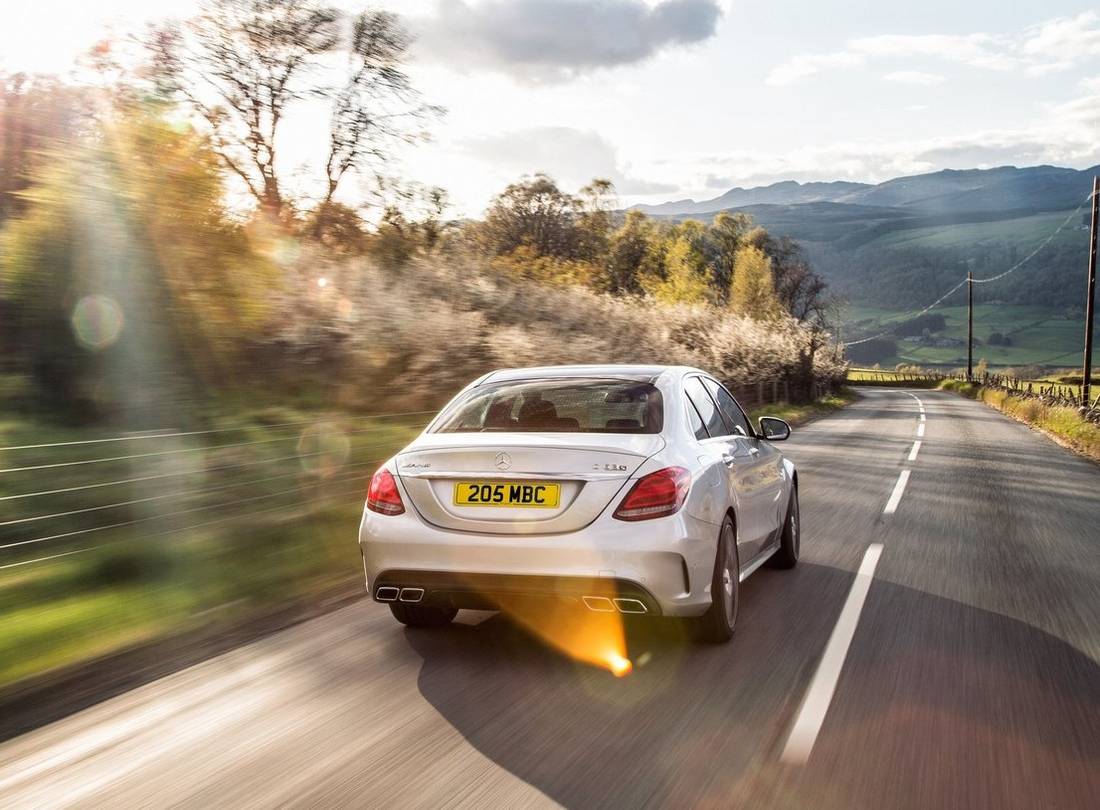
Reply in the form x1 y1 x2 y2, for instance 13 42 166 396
1 388 1098 809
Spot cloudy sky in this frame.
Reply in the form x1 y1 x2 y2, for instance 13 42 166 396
4 0 1100 215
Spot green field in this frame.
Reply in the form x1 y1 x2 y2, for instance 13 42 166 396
844 304 1094 370
864 209 1087 251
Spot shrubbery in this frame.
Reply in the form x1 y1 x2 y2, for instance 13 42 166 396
259 249 845 412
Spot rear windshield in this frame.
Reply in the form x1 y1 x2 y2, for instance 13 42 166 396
434 378 663 434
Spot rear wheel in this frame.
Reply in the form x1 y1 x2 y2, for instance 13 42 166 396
693 516 739 643
389 602 457 628
769 486 800 569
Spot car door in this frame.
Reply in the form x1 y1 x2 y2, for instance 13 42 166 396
702 378 785 558
683 376 761 564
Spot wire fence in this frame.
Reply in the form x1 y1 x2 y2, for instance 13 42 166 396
963 372 1100 421
0 410 432 573
845 367 1100 421
846 368 948 386
0 375 848 575
722 375 844 411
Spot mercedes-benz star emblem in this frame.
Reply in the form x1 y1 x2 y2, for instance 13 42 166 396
495 452 512 470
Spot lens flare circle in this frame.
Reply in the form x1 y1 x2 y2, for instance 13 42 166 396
71 295 124 350
296 422 350 475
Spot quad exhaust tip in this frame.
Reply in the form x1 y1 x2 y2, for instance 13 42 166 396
613 598 648 614
399 587 425 603
582 595 616 612
375 586 400 602
582 595 649 614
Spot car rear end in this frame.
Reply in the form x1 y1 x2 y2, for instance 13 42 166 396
358 370 717 618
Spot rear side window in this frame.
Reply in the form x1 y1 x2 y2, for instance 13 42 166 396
704 379 753 437
684 377 726 438
434 378 663 433
685 397 709 440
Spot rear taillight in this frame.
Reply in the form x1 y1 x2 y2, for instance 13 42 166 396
613 466 691 521
366 468 405 515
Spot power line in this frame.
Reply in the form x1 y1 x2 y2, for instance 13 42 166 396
971 203 1089 284
842 191 1095 347
842 278 969 347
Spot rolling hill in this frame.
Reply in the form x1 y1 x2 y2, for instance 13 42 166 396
633 164 1099 368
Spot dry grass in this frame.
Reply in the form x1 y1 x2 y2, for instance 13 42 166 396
275 252 845 410
938 380 1100 462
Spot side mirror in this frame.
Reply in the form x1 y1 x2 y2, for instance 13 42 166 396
758 416 791 441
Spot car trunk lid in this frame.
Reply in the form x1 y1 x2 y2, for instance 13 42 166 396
396 433 664 534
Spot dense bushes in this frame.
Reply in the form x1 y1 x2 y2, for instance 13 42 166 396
257 251 846 411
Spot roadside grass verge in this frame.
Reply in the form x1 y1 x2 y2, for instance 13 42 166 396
0 413 424 689
938 379 1100 462
749 388 858 428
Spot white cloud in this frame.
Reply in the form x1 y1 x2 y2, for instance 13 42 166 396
851 33 1015 70
459 126 677 196
664 79 1100 196
884 70 946 86
767 12 1100 86
413 0 722 83
1022 11 1100 74
765 51 863 86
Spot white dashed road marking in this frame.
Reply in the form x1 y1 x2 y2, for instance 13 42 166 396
883 470 911 515
781 542 885 764
782 389 929 764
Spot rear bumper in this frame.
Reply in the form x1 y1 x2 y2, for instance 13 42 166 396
371 570 663 614
358 505 719 617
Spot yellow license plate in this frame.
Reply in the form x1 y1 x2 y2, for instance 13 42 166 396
454 481 561 508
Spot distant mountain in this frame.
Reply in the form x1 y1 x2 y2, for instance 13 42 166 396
634 180 871 216
634 164 1099 218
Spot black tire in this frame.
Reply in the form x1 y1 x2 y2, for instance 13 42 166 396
693 516 739 643
389 602 457 628
769 485 800 570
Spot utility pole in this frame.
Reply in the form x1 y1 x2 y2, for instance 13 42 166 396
1083 176 1099 409
967 269 974 382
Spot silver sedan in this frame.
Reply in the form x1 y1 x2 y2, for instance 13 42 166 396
359 364 799 642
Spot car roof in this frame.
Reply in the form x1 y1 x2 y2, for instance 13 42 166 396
478 364 704 385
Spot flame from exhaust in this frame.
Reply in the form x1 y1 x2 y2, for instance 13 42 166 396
496 596 632 677
606 652 633 677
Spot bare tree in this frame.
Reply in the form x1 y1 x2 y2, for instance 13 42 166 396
324 11 437 206
147 0 433 219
